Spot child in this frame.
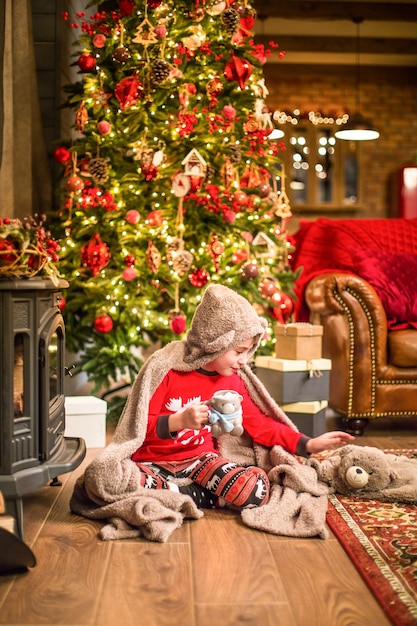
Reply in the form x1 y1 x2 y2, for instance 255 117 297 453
127 284 354 510
72 284 354 537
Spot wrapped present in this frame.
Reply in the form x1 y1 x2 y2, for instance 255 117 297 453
255 356 331 404
281 400 328 437
275 323 323 360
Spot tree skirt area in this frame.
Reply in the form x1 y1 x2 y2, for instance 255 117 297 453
326 450 417 626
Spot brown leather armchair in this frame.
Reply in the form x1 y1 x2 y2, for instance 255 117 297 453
305 272 417 435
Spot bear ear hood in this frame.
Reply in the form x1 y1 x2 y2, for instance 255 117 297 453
183 284 267 367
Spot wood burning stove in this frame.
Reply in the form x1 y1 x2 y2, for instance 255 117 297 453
0 278 86 538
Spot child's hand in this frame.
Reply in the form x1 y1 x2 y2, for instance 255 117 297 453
306 431 355 455
169 403 210 432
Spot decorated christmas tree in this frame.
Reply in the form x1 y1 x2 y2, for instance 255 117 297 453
51 0 299 399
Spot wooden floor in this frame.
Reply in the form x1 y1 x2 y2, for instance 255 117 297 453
0 417 415 626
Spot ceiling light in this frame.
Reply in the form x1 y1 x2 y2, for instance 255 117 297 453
335 18 379 141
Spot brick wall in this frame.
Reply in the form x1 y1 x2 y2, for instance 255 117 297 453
264 64 417 218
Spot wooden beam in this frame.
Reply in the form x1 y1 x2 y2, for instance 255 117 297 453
254 35 417 56
253 1 417 22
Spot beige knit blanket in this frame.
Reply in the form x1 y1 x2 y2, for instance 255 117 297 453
70 341 329 541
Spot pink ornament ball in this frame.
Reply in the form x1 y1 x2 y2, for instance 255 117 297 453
170 315 187 335
126 209 140 224
223 104 236 120
92 34 106 48
154 25 167 38
94 314 113 333
97 120 112 135
223 209 236 224
122 267 137 282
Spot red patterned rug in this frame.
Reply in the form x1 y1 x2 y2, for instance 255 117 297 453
326 450 417 626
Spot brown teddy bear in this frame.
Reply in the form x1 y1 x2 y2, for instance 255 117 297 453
308 444 417 504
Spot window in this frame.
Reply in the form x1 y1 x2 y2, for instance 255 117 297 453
277 123 360 211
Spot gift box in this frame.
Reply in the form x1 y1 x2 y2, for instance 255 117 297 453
65 396 107 448
281 400 328 438
275 323 323 360
254 356 331 404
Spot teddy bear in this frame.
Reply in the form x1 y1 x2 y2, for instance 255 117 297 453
308 444 417 504
204 389 244 438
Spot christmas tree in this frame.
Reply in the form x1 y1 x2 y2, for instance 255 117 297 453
51 0 299 401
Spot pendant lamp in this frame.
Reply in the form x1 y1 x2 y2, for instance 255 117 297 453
335 18 379 141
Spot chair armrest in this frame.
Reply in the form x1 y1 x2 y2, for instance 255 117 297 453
304 272 388 416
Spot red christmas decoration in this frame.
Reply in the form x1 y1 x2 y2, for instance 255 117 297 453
189 268 210 288
126 209 140 224
124 254 136 267
115 75 144 110
269 293 294 323
241 261 259 280
92 34 106 48
94 314 113 333
170 314 187 335
122 267 137 281
97 120 112 135
231 249 247 265
146 210 164 226
259 279 278 297
53 146 71 164
78 53 96 73
224 55 252 89
81 233 111 276
66 175 84 193
0 239 17 265
119 0 135 15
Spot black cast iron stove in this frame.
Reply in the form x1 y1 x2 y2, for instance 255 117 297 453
0 277 86 538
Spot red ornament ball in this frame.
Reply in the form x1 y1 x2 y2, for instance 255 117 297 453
53 146 71 164
124 254 136 267
78 53 96 73
97 120 112 135
257 183 272 198
66 175 84 193
259 279 278 297
119 0 135 15
189 268 210 288
154 25 167 38
122 267 137 282
231 249 247 265
147 210 164 226
233 190 248 206
125 209 140 224
241 262 259 281
58 296 66 312
170 315 187 335
94 314 113 333
92 34 106 48
223 209 236 224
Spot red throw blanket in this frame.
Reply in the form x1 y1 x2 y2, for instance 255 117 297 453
290 217 417 330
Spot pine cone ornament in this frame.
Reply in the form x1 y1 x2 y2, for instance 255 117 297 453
172 250 193 276
150 59 171 86
89 157 109 184
226 144 242 164
221 8 240 36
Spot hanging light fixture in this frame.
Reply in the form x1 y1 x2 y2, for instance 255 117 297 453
335 17 379 141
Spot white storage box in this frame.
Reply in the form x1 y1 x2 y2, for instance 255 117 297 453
65 396 107 448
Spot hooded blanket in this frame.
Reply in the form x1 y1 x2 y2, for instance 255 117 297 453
70 285 329 541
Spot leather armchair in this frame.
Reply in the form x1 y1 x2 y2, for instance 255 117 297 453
305 272 417 435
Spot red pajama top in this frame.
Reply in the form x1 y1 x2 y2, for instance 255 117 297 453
132 368 307 462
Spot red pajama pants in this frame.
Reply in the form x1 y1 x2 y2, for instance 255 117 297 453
134 451 270 509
